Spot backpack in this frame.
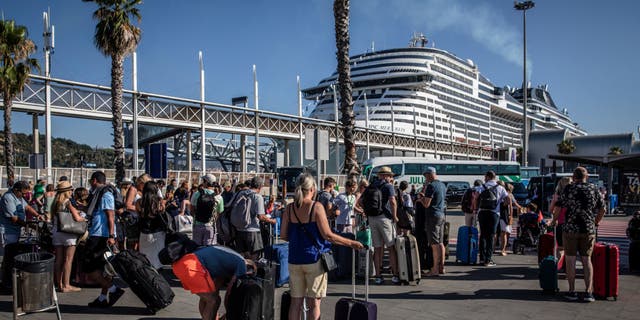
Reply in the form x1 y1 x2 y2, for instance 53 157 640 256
230 190 254 230
195 188 218 223
217 193 238 244
362 183 384 216
627 211 640 241
461 188 475 214
478 184 499 211
85 184 124 217
158 232 199 265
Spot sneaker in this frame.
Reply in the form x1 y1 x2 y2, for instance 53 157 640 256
374 277 384 285
583 293 595 302
564 292 579 301
391 276 401 285
485 261 496 267
88 297 110 308
108 288 125 306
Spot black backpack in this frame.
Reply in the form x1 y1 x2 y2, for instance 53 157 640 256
195 188 218 223
478 184 499 211
85 184 124 217
461 188 475 214
362 183 385 216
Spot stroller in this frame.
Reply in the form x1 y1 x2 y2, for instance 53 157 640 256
512 212 545 255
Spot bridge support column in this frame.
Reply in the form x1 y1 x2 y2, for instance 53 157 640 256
186 130 192 179
32 113 40 179
241 135 247 173
284 140 290 167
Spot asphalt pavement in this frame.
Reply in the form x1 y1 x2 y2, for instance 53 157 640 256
0 210 638 320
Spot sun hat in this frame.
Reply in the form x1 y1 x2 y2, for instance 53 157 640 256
377 166 394 175
55 181 74 193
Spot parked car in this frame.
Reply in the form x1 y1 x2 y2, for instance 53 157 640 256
444 181 470 207
510 182 529 207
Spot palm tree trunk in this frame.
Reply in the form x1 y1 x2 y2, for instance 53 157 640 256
111 54 125 184
334 0 360 176
3 94 15 187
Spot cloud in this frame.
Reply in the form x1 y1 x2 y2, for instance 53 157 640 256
356 0 531 71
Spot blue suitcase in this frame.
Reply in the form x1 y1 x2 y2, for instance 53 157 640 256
267 243 289 287
455 226 478 265
329 233 355 282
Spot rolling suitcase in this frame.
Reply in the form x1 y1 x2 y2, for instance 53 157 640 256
395 234 421 285
227 276 265 320
591 242 619 300
256 260 275 320
356 247 375 279
330 233 355 282
537 232 554 263
455 226 478 265
538 229 558 293
335 248 377 320
267 242 290 287
443 221 450 260
629 240 640 272
106 249 174 312
280 290 292 320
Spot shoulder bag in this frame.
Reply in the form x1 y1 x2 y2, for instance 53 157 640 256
57 202 88 235
290 202 337 272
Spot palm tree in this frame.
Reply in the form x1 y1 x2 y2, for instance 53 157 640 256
84 0 141 183
0 20 39 187
557 139 576 155
608 146 623 155
333 0 360 176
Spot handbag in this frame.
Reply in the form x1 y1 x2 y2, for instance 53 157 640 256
58 209 88 235
290 202 337 273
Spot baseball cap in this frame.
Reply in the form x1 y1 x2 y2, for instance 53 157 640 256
423 167 437 175
201 174 216 185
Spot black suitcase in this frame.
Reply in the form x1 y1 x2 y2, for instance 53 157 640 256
106 249 174 313
1 242 39 288
280 290 291 320
334 248 377 320
227 275 273 320
256 260 275 320
329 232 355 282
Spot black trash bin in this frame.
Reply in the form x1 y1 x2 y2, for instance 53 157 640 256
13 252 55 313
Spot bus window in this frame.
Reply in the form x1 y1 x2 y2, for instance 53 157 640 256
498 165 520 175
460 164 483 175
405 163 422 175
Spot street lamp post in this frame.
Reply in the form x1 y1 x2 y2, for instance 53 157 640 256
514 0 535 167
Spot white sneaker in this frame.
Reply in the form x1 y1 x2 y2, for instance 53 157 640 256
391 276 401 285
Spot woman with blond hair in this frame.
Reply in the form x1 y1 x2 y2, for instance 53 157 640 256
281 173 363 320
51 181 87 292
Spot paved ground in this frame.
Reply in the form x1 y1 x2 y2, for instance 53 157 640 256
0 210 638 320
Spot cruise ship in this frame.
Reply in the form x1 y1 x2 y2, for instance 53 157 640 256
302 33 586 154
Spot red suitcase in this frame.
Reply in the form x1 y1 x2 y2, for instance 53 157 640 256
537 232 554 263
591 242 619 300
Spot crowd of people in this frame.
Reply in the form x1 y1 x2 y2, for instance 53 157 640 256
0 164 612 319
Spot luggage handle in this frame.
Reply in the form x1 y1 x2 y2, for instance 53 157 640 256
351 246 370 302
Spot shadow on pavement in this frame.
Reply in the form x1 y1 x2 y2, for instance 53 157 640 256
329 288 562 302
426 266 538 281
0 300 151 315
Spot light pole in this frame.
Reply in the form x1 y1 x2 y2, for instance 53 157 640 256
514 0 534 167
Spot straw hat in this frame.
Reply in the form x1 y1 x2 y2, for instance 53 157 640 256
377 166 394 176
55 181 73 193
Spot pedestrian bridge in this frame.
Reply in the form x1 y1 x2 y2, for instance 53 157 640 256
10 75 492 160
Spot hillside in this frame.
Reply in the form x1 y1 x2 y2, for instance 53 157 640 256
0 132 115 168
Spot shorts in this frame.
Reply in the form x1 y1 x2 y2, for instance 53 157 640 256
563 233 595 257
52 230 78 247
288 260 328 298
499 220 512 234
235 231 263 254
368 215 395 248
81 236 108 273
172 253 217 294
425 214 444 245
193 223 216 246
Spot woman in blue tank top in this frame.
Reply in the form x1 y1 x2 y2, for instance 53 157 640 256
281 173 363 320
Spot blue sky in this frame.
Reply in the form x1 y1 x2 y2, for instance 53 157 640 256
2 0 639 148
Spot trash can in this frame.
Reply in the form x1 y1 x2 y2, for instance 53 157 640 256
13 252 55 313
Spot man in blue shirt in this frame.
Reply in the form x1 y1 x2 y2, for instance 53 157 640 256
418 167 447 276
472 170 508 267
83 171 124 308
172 239 251 320
0 181 42 256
